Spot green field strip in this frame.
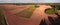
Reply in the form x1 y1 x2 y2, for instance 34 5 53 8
15 5 37 18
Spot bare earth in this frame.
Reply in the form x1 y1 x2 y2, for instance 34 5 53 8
1 5 59 25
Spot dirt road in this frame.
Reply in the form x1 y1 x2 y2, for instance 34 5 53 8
29 5 52 25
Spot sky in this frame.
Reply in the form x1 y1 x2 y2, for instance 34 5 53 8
0 0 60 3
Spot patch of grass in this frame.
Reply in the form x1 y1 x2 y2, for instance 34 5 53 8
45 8 56 14
15 5 37 18
0 8 4 25
0 8 7 25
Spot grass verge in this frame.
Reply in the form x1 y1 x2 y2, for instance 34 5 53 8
0 8 7 25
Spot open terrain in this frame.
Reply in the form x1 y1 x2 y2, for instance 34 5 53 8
0 4 60 25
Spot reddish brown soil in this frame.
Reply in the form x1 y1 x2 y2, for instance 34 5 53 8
1 5 59 25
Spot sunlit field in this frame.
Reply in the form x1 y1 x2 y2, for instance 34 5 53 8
15 5 39 18
0 3 60 25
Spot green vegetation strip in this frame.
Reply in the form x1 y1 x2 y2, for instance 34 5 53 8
45 8 56 14
15 5 37 18
0 8 7 25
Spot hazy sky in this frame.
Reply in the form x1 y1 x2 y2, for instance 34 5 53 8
0 0 60 3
